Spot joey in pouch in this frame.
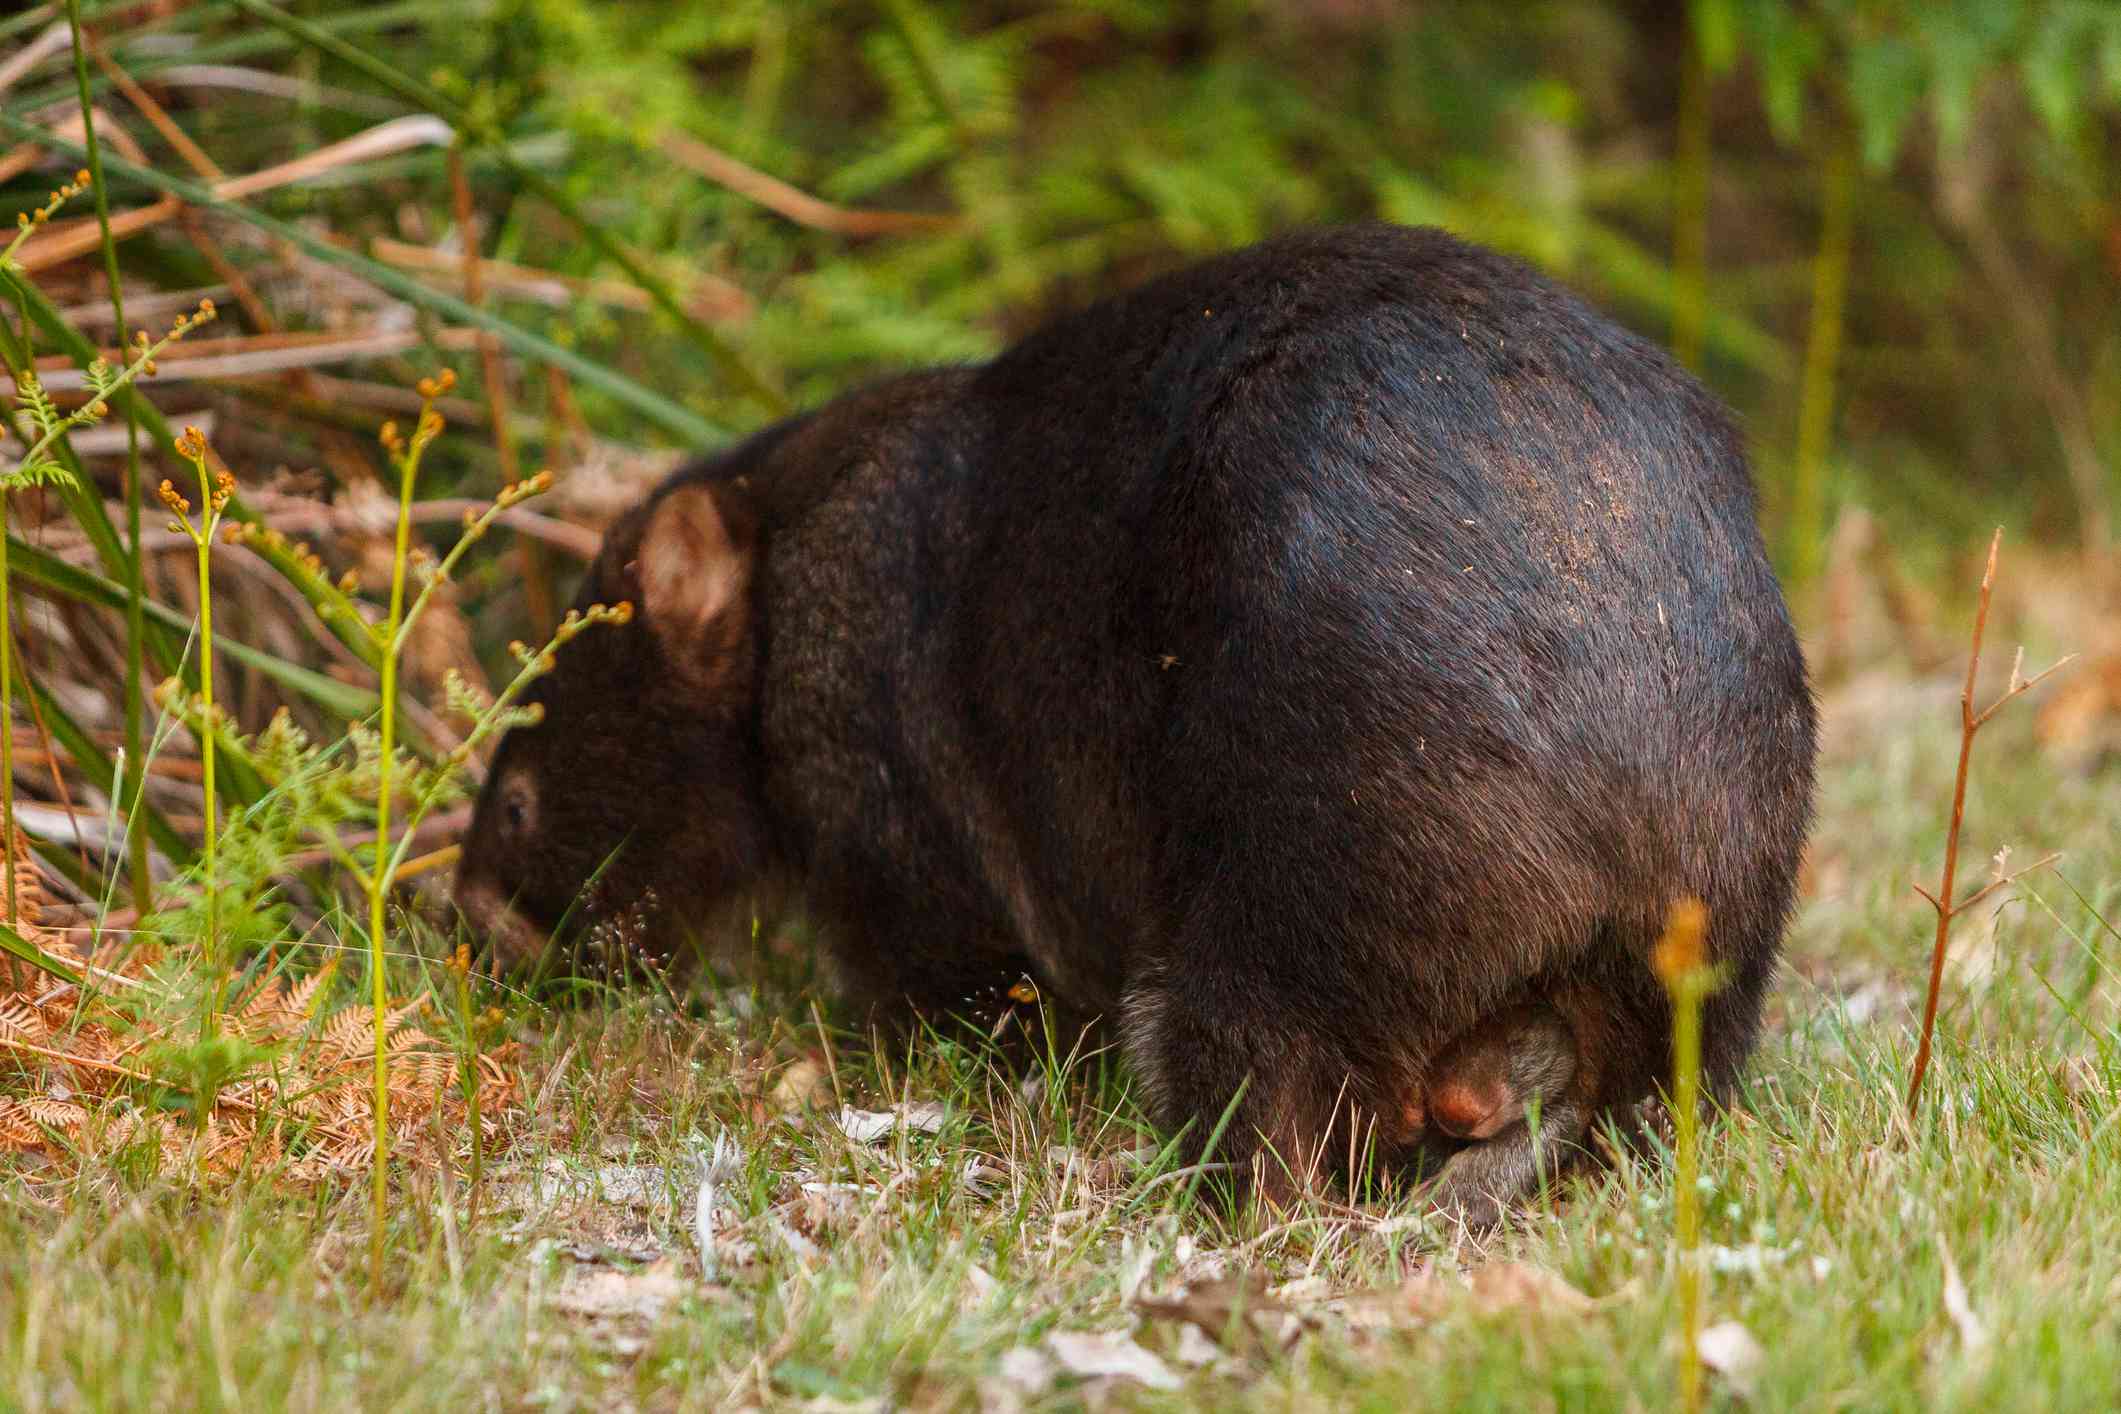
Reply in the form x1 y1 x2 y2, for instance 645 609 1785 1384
457 223 1817 1215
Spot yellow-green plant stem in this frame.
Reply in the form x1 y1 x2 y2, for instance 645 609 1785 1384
191 478 219 1038
0 525 14 929
455 952 483 1229
369 434 420 1297
1788 137 1856 586
1671 971 1704 1413
1652 899 1716 1414
66 0 153 917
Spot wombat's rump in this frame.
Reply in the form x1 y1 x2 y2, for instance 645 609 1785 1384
456 223 1817 1211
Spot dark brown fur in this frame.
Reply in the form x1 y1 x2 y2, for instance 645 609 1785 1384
456 224 1817 1218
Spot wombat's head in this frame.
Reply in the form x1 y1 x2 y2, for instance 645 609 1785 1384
454 479 772 975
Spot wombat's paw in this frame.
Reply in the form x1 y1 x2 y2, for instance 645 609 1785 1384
1625 1095 1676 1156
1420 1155 1511 1231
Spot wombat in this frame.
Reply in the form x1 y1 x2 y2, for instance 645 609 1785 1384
456 223 1817 1214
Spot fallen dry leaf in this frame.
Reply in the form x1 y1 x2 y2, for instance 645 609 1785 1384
1044 1329 1182 1391
772 1057 832 1112
1172 1323 1224 1368
1333 1261 1603 1340
1136 1271 1305 1358
550 1259 692 1323
994 1345 1056 1397
1698 1320 1765 1398
834 1102 947 1143
1464 1263 1595 1316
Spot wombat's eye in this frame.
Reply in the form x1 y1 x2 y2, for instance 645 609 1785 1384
498 772 536 840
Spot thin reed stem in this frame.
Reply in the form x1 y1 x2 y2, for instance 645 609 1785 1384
0 525 14 930
192 468 218 1034
167 428 230 1039
369 413 420 1296
1652 899 1714 1414
65 0 152 916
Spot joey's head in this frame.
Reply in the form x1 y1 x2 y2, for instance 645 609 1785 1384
455 478 772 976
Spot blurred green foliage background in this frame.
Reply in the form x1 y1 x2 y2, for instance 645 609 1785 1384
454 0 2121 573
12 0 2121 585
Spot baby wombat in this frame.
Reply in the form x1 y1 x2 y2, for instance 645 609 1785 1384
1409 993 1598 1226
456 223 1816 1215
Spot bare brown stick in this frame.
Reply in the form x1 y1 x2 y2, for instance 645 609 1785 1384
447 144 517 490
363 236 753 323
0 22 71 97
31 326 489 387
658 130 961 238
1906 529 2075 1114
8 617 92 876
50 494 598 562
87 38 219 177
13 113 453 271
87 42 293 360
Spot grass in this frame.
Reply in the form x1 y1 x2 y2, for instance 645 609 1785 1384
2 679 2116 1410
1 6 2118 1407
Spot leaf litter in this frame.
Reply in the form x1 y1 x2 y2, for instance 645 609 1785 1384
0 834 523 1182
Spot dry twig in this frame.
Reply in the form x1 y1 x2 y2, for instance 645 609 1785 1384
1905 529 2074 1113
659 130 961 238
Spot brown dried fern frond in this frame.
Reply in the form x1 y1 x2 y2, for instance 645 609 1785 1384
0 910 526 1185
0 827 63 994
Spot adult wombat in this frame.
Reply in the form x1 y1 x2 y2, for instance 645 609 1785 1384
456 223 1816 1212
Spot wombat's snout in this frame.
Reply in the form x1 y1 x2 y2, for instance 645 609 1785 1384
453 872 549 970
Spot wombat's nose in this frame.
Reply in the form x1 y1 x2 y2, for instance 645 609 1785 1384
453 874 549 969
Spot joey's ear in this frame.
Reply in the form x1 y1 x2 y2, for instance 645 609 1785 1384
633 483 754 662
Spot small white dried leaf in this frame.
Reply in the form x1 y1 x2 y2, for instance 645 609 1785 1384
1697 1320 1765 1397
834 1103 946 1143
996 1345 1055 1394
836 1108 897 1143
1173 1323 1223 1367
1045 1330 1182 1390
693 1131 747 1280
900 1101 947 1133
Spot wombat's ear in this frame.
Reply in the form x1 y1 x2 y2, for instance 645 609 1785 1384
636 483 753 666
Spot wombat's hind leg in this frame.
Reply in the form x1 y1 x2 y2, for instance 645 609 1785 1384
1121 972 1366 1209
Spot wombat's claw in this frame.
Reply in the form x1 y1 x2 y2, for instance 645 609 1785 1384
1416 1153 1512 1231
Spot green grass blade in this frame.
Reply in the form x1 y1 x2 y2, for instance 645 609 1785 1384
0 919 83 986
5 537 377 719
